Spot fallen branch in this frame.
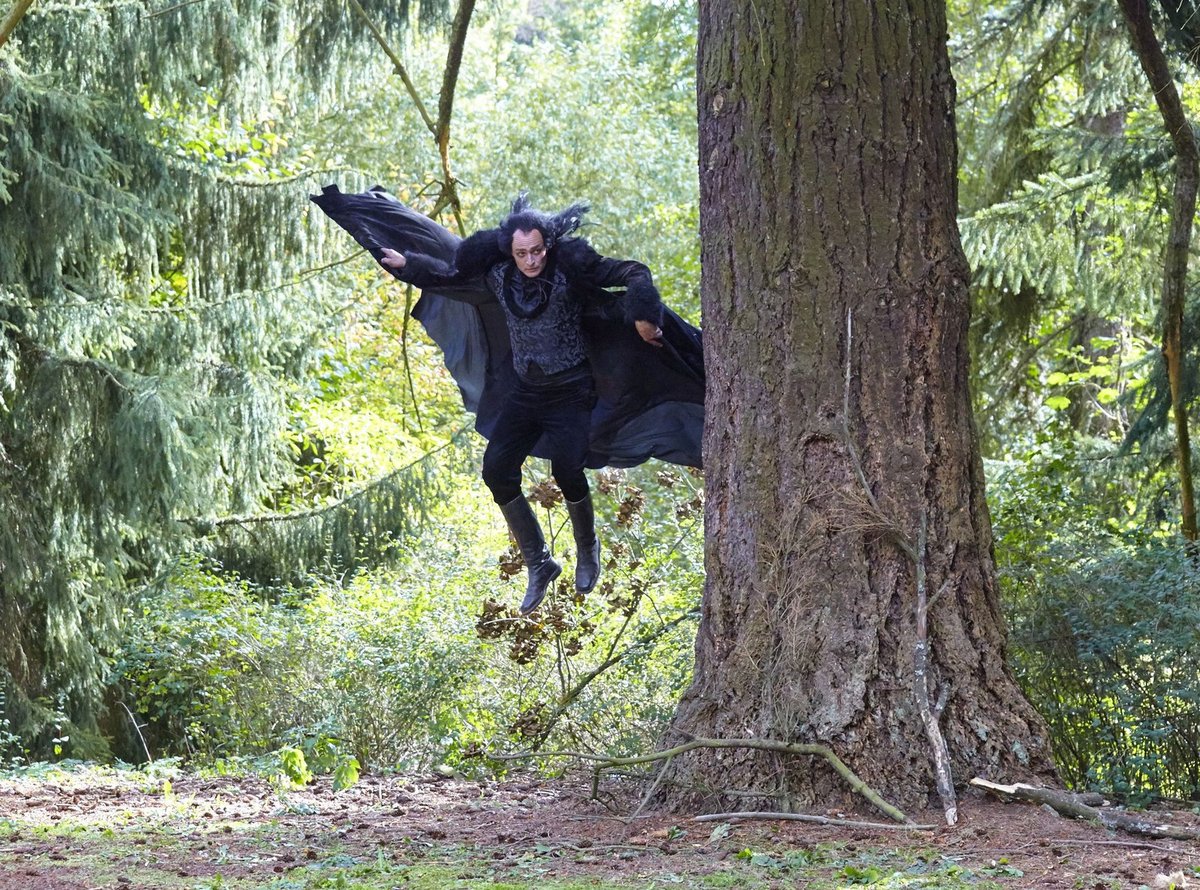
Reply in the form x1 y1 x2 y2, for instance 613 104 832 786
970 777 1200 841
628 754 671 823
693 812 936 831
1043 838 1192 856
492 737 913 825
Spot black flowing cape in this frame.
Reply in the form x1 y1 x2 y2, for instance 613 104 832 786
310 185 705 469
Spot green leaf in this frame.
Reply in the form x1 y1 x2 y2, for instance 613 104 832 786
278 746 313 786
707 822 731 843
981 862 1025 877
332 756 360 792
839 863 884 884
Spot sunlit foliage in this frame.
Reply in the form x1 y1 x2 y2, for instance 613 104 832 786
4 0 1200 806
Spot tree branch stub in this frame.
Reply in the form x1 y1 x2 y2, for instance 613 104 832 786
0 0 36 51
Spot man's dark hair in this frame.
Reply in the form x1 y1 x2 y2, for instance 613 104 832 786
497 193 590 254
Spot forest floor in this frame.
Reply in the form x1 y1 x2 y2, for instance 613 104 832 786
0 764 1197 889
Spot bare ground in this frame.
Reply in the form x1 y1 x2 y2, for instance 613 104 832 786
0 766 1197 889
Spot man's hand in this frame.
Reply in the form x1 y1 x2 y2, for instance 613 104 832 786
380 247 407 270
635 319 664 347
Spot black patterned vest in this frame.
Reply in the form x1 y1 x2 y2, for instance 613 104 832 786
486 260 588 380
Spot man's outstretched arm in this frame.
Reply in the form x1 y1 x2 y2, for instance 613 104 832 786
560 240 664 346
379 230 502 304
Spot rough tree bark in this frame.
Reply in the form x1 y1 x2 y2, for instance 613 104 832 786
663 0 1057 813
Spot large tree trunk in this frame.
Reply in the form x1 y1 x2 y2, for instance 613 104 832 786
665 0 1056 813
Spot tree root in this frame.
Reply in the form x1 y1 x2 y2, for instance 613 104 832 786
970 778 1200 841
493 737 914 824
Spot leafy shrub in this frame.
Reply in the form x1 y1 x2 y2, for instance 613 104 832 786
114 546 489 770
113 465 705 773
115 561 311 759
991 441 1200 800
0 689 26 767
305 568 492 769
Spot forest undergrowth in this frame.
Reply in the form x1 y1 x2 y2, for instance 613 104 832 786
1 762 1197 890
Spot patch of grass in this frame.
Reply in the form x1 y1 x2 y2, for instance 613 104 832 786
0 826 1023 890
1069 878 1122 890
686 842 1010 890
263 856 664 888
0 805 304 890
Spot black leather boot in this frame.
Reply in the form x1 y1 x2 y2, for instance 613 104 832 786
566 493 601 593
500 496 562 614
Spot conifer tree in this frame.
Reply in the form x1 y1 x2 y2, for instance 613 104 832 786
955 0 1200 529
666 0 1055 818
0 0 453 754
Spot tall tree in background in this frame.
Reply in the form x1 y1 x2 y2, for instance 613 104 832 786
949 0 1200 799
0 0 457 754
1118 0 1199 541
954 0 1200 534
666 0 1056 812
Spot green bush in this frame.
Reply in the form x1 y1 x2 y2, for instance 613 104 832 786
114 547 490 769
305 568 493 769
991 441 1200 800
115 561 312 759
112 469 705 773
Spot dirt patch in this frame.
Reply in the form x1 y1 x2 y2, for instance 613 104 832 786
0 767 1197 888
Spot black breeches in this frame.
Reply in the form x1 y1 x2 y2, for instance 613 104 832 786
482 375 595 505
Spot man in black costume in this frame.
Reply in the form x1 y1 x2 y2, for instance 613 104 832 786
380 195 668 615
310 185 704 617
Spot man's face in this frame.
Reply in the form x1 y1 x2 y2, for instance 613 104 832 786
512 228 548 278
